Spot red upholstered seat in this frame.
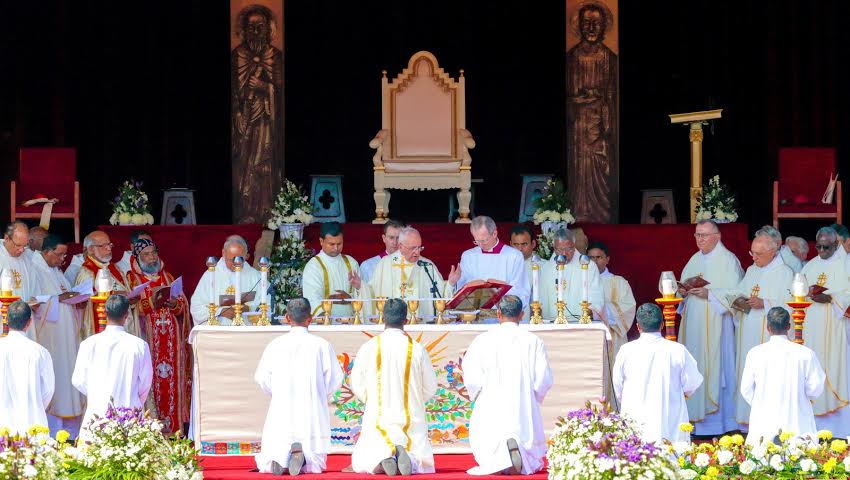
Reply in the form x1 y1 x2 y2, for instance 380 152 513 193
11 147 81 242
772 147 841 227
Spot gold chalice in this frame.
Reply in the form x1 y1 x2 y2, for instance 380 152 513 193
351 299 363 325
321 299 333 325
374 297 387 324
459 312 477 324
434 299 446 324
407 299 420 324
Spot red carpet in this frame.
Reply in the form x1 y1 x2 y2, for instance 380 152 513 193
200 454 548 479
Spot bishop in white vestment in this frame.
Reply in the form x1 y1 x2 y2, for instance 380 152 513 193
31 235 85 437
302 222 361 318
190 236 261 326
1 222 41 340
538 230 604 322
254 298 343 475
463 296 553 475
741 307 825 445
456 216 530 307
72 295 153 432
800 228 850 437
360 220 403 284
678 221 743 435
0 301 55 435
613 304 703 444
351 299 437 475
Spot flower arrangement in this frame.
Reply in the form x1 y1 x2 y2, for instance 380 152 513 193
0 425 69 480
270 236 314 315
535 231 554 260
675 424 850 480
694 175 739 223
109 179 155 226
532 178 575 226
267 180 313 230
547 402 679 480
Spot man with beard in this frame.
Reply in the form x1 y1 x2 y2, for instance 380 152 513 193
126 238 191 434
74 231 139 339
116 229 152 276
231 4 283 224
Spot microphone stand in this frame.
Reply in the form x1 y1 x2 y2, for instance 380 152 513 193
419 261 441 300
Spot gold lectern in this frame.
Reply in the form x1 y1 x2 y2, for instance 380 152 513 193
669 109 723 223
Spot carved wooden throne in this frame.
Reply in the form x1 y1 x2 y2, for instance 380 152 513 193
369 51 475 224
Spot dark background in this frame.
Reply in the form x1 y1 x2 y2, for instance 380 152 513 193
1 0 847 238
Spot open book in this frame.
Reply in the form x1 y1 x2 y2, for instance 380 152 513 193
678 276 710 291
218 291 256 306
447 279 512 310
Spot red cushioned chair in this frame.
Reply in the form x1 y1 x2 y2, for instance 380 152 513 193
772 147 842 228
10 147 80 242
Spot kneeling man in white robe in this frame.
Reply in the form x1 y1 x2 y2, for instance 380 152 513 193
0 301 54 434
613 303 703 443
351 299 438 476
72 294 153 433
740 307 825 445
254 297 344 475
463 295 553 475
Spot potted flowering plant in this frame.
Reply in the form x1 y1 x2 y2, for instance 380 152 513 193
0 425 70 480
532 178 575 235
695 175 739 223
109 179 155 226
267 180 313 241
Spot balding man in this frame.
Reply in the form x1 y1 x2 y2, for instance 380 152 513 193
800 226 850 437
755 225 802 273
0 221 40 339
190 235 261 326
721 233 793 426
26 226 48 259
538 228 604 322
678 220 743 436
75 230 138 339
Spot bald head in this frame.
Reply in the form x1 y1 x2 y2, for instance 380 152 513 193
28 226 48 251
84 230 113 263
750 235 777 268
3 222 29 258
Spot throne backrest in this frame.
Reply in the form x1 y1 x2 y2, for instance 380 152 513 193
778 147 836 203
17 147 77 203
385 51 463 161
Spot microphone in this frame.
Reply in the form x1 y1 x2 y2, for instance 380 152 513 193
416 260 431 267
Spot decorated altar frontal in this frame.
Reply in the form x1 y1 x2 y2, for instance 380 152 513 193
189 323 609 455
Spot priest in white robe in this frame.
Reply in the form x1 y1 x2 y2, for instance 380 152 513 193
115 229 152 275
1 221 41 340
538 229 604 322
463 295 553 475
255 298 343 475
456 216 530 307
27 226 48 255
31 234 85 438
72 294 153 433
741 307 825 445
190 235 261 326
355 227 461 320
510 225 541 299
360 220 403 283
613 303 703 444
351 299 437 475
717 234 793 426
785 236 809 268
302 222 361 319
800 227 850 437
678 220 743 435
756 225 803 273
0 301 54 435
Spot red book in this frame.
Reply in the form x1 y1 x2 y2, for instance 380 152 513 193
446 279 512 310
678 276 710 291
810 284 827 296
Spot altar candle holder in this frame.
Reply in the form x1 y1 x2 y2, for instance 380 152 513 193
530 263 543 324
554 256 568 324
206 257 219 326
655 271 682 341
0 269 19 337
256 257 271 326
578 256 592 324
92 268 112 333
788 273 812 345
231 256 245 326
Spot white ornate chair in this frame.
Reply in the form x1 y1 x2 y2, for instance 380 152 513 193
369 51 475 224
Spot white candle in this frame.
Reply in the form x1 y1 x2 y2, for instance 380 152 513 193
557 265 564 303
532 264 540 303
0 270 12 292
792 280 806 298
661 279 675 296
582 266 588 302
235 268 242 305
210 269 216 304
96 269 111 294
261 268 268 304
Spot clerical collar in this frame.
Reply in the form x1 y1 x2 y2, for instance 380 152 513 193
821 248 844 263
290 326 308 333
104 325 126 333
700 241 724 259
481 241 504 254
600 268 612 278
758 254 784 273
319 250 344 262
499 321 519 328
640 332 663 339
769 334 789 342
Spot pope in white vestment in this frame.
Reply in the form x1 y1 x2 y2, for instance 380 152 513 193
1 222 41 340
351 300 438 474
614 304 703 444
0 303 55 435
678 222 743 435
302 223 361 319
463 296 553 475
254 299 344 474
31 238 85 437
72 296 153 432
190 257 261 326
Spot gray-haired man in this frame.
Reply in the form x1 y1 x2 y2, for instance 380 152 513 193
189 234 261 325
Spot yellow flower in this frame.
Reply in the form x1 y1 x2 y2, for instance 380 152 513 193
0 427 9 437
698 443 715 452
55 430 70 443
767 443 779 453
779 431 795 443
679 457 686 467
718 436 733 448
705 466 720 477
731 434 744 446
824 457 837 474
26 424 48 437
679 423 694 433
817 430 833 441
831 439 848 454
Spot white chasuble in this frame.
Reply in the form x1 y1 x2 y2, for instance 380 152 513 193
678 241 743 435
366 254 453 319
456 242 530 307
613 332 703 444
189 258 261 326
254 327 344 474
31 253 85 428
301 251 360 318
463 323 553 475
351 329 437 474
0 331 55 435
740 336 825 445
800 250 850 437
0 245 39 340
538 253 604 323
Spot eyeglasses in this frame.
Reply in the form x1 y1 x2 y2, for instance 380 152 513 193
694 233 719 239
815 244 835 251
748 250 769 257
401 244 425 252
92 243 114 249
7 238 27 249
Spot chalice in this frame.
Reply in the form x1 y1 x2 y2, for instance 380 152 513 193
374 297 387 324
407 299 420 324
434 299 447 324
321 299 333 325
351 299 363 325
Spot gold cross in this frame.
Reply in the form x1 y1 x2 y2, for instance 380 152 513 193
750 284 760 298
392 259 413 283
225 285 236 295
12 271 21 289
817 273 827 287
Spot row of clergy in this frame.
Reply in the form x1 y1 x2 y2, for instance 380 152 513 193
0 223 190 438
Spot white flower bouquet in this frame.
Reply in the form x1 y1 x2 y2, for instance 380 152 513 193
695 175 739 223
267 180 313 230
108 179 155 226
532 178 575 226
0 425 69 480
270 235 314 315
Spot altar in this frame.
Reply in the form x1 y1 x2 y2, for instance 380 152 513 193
189 323 609 455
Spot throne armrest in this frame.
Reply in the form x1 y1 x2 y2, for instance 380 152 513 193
460 128 475 167
370 129 389 167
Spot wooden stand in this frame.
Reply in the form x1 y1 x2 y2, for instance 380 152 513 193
669 109 723 223
787 298 813 345
655 297 683 341
0 293 21 336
